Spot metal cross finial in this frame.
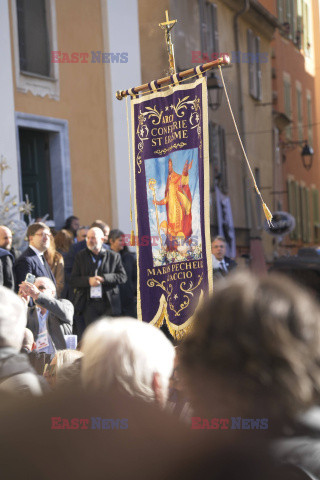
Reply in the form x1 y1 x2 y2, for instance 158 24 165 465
159 10 177 30
159 10 177 75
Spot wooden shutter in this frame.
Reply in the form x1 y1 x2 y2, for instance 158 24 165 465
212 3 219 55
247 29 255 97
277 0 284 23
256 36 262 101
312 188 320 242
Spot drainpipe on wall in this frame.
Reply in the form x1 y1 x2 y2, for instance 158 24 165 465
233 0 252 231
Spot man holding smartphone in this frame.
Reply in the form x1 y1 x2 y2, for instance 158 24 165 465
0 225 15 290
19 276 73 355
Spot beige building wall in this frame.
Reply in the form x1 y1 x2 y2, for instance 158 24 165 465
9 0 112 226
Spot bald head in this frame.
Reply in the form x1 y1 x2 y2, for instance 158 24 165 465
0 226 12 250
86 227 104 254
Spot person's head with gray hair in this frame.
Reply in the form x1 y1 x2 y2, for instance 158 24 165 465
34 277 56 298
44 349 83 389
211 235 227 261
0 286 26 350
81 318 175 407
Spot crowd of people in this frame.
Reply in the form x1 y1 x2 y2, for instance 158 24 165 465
1 218 320 478
0 217 137 339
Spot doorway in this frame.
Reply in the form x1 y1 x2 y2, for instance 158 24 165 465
19 127 53 220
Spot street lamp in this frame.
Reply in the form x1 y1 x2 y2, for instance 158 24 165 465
300 143 314 170
280 140 314 171
207 71 223 110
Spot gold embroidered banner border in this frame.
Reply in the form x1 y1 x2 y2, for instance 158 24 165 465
131 76 213 340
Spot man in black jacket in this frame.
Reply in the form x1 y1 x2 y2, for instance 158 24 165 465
14 222 56 291
70 227 127 329
0 226 15 290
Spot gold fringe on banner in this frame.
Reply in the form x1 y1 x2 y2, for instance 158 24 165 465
166 320 194 341
151 302 194 341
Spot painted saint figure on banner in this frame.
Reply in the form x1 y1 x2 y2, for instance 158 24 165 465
145 148 201 266
153 158 193 250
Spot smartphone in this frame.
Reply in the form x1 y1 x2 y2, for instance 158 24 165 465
25 273 36 283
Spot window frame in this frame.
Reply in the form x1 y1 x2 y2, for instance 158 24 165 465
11 0 60 100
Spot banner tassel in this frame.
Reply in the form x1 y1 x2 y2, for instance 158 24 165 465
130 230 135 246
218 65 273 226
262 202 273 227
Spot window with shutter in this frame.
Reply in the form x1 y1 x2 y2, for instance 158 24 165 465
295 182 302 240
306 92 313 147
306 188 311 243
247 30 262 101
256 36 262 101
247 29 255 98
301 186 310 243
277 0 284 22
283 75 292 139
218 125 227 193
296 14 302 49
285 0 295 40
199 1 219 61
287 178 297 240
303 2 311 56
212 4 219 55
209 122 227 193
296 84 303 142
16 0 51 77
312 188 320 242
199 0 207 59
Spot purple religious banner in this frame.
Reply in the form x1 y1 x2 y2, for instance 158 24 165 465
131 76 213 339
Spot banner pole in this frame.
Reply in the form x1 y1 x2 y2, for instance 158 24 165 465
115 56 230 100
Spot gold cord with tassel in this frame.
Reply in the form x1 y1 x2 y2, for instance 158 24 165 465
218 65 273 226
125 96 135 244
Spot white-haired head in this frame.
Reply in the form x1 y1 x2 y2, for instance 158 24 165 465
81 318 175 406
0 286 27 350
86 227 104 254
35 277 56 297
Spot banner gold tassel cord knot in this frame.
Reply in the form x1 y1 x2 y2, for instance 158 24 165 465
218 65 273 227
